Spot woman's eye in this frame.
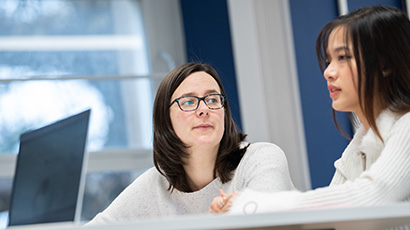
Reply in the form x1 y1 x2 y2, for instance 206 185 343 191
207 98 217 104
338 55 351 61
206 95 220 104
181 100 195 106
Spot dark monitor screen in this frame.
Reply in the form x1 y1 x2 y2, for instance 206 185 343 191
8 109 90 226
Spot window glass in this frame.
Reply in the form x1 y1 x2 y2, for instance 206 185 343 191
0 0 154 226
0 78 154 153
0 0 152 154
0 0 141 36
0 50 148 79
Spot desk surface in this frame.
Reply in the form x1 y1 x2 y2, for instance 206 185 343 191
7 203 410 230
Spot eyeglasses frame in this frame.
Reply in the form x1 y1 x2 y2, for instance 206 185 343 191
169 93 226 112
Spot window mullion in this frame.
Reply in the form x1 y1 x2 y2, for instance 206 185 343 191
0 149 154 178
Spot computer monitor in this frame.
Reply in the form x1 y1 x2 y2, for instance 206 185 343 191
8 109 90 226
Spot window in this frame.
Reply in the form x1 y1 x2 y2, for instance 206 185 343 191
0 0 151 154
0 0 185 224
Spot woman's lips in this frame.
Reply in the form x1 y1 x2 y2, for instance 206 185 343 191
328 85 341 98
193 124 213 129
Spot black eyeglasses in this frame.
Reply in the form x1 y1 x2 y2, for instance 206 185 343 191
169 94 225 112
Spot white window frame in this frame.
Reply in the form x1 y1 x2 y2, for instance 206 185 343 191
0 0 186 178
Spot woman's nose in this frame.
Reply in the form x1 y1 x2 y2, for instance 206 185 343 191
196 100 209 116
323 62 337 81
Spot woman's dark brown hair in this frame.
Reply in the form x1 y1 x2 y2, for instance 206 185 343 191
153 62 248 192
316 5 410 140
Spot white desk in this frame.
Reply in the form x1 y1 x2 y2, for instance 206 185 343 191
7 203 410 230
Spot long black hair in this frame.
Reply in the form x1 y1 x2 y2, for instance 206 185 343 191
316 5 410 140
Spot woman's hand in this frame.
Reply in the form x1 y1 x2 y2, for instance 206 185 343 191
209 189 239 214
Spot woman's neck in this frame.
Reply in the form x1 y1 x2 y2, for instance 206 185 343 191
183 146 218 191
355 105 384 131
356 113 370 130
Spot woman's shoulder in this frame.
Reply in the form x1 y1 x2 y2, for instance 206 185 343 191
244 142 285 156
240 142 287 165
127 167 168 190
230 142 294 192
386 110 410 139
395 110 410 124
377 109 410 126
134 167 160 179
376 110 410 138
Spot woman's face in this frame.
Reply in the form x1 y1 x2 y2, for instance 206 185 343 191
169 71 225 150
323 26 361 114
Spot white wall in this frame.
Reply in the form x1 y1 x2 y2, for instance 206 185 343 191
228 0 311 191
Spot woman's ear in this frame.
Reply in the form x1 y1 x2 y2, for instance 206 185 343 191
382 69 391 77
381 61 391 78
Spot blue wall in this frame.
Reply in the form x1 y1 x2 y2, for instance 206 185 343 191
289 0 351 189
180 0 242 130
348 0 403 11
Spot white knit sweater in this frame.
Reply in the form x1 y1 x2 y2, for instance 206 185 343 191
87 142 295 224
230 110 410 214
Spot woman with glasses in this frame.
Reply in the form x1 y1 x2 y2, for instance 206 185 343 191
87 62 295 224
210 5 410 216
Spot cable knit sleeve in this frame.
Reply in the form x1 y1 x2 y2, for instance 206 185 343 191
231 142 295 193
230 113 410 214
